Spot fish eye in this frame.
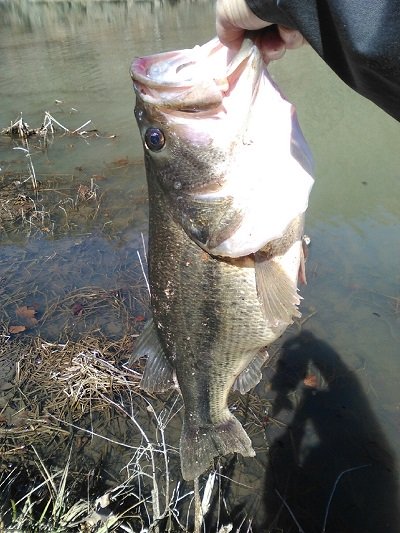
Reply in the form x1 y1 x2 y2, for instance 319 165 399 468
144 127 165 152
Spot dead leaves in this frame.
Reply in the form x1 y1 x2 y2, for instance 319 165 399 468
71 302 84 316
9 305 38 334
111 157 129 167
16 305 38 327
8 324 27 334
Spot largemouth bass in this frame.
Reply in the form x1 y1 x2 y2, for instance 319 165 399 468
130 38 314 481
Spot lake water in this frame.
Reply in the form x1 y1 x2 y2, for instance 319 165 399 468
0 1 399 532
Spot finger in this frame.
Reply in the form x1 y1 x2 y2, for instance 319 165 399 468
216 20 245 50
263 44 286 62
258 27 287 63
278 26 305 49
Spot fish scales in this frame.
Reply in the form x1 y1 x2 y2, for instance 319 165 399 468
130 37 314 480
148 177 297 479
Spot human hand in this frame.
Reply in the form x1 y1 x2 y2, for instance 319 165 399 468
216 0 305 63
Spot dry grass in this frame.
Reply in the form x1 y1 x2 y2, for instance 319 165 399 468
0 168 104 240
1 112 99 197
0 333 141 457
0 111 127 241
0 324 267 532
0 331 234 532
1 112 105 142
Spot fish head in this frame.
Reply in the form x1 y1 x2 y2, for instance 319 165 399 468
131 38 314 256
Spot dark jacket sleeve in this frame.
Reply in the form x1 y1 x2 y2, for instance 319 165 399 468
246 0 400 121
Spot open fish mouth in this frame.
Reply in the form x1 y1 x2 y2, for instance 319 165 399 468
131 38 259 112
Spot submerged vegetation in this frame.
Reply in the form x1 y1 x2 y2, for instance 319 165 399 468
0 110 272 532
0 319 276 532
0 112 145 242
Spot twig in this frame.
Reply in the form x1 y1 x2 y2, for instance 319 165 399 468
72 120 92 134
322 464 370 532
137 250 150 295
48 414 138 450
201 471 216 517
141 232 148 259
193 477 203 533
275 489 305 533
13 143 38 191
43 112 70 133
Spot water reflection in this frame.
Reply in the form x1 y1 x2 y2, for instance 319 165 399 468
0 0 213 33
262 331 399 533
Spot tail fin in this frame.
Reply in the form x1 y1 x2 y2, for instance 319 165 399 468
180 413 255 480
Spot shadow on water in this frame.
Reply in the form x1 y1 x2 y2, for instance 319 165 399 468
254 331 399 533
208 331 399 532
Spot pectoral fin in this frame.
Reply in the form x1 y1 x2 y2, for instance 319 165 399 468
129 319 174 393
232 350 269 394
255 253 301 325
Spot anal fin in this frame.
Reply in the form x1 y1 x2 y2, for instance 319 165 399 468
232 350 269 394
255 252 301 325
129 319 174 393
